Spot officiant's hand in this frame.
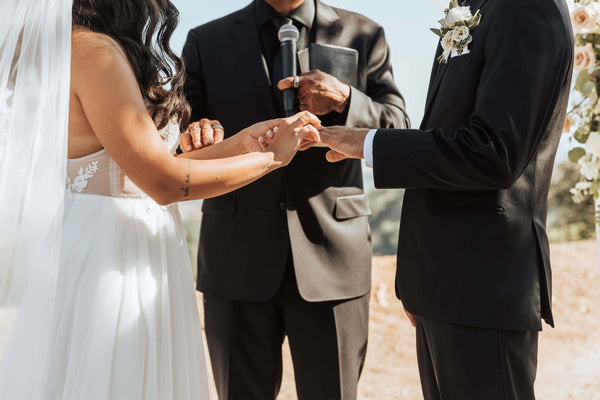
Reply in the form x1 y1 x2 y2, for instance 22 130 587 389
278 70 350 116
319 126 370 162
180 118 225 152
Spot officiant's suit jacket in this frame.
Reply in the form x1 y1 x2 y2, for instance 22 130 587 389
373 0 573 331
183 1 409 302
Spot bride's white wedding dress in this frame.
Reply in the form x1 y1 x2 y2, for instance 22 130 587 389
0 121 211 399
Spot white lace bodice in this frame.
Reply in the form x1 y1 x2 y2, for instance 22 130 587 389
66 120 181 198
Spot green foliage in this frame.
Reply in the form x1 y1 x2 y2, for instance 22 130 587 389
430 28 442 37
569 147 587 163
547 162 595 242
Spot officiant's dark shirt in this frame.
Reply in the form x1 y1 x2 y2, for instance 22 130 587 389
256 0 315 106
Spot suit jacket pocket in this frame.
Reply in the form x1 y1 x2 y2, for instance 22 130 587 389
334 194 371 220
447 52 473 70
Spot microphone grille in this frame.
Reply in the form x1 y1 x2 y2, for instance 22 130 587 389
278 23 300 43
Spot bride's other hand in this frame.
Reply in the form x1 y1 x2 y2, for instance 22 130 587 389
180 118 225 152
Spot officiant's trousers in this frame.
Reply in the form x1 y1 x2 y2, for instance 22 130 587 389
415 316 539 400
203 264 370 400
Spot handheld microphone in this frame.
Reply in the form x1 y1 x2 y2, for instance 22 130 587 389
278 23 299 117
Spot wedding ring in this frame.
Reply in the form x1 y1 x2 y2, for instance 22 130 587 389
212 124 224 130
293 75 300 89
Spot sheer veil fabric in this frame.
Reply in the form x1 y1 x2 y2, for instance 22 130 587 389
0 3 212 399
0 0 71 396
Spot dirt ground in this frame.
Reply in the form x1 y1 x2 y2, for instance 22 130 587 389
1 240 598 399
197 240 600 399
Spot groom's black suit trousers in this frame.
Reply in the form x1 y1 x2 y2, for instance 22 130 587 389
416 316 538 400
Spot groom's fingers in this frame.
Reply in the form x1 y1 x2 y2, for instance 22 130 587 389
297 124 320 142
326 150 348 163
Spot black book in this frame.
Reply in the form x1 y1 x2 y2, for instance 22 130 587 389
300 43 358 87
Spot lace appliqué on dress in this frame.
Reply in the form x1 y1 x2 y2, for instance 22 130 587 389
67 160 99 193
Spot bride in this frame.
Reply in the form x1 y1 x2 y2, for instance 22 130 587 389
0 0 320 398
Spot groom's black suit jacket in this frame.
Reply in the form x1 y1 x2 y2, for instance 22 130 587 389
373 0 573 331
183 1 408 302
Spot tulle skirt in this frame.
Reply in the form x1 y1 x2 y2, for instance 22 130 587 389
0 193 210 399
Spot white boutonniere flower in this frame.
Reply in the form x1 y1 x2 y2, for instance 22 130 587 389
431 0 482 64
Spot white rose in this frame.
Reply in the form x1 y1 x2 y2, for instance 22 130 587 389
442 6 473 28
586 131 600 157
439 32 455 63
441 32 455 52
579 154 600 180
572 4 600 34
452 26 470 42
575 181 593 190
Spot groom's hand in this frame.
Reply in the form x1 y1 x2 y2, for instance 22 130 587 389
319 126 369 162
278 70 350 116
403 307 417 328
180 118 225 152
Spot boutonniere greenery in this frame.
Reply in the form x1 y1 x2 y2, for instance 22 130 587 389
431 0 482 64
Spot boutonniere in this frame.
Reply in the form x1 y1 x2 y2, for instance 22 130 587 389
431 0 482 64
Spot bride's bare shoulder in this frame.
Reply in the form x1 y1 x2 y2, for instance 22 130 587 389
71 28 129 71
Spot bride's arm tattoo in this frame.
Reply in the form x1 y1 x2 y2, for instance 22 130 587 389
181 160 191 199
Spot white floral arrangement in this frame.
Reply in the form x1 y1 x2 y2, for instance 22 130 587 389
431 0 482 64
565 0 600 204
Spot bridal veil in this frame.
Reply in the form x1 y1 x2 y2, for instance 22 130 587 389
0 0 71 395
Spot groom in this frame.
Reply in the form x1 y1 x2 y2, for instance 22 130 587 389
319 0 573 398
182 0 409 399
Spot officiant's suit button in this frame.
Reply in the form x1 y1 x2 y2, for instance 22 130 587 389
279 202 286 210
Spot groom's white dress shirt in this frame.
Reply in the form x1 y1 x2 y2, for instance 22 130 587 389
363 129 378 167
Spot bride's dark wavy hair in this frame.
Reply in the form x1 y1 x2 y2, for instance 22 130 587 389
72 0 190 131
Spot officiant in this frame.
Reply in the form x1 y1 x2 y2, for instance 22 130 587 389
182 1 409 399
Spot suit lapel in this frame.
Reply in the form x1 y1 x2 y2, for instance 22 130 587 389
314 1 342 45
231 4 278 116
423 45 447 120
422 0 490 123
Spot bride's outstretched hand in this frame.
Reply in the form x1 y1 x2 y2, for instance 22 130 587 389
256 111 322 166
